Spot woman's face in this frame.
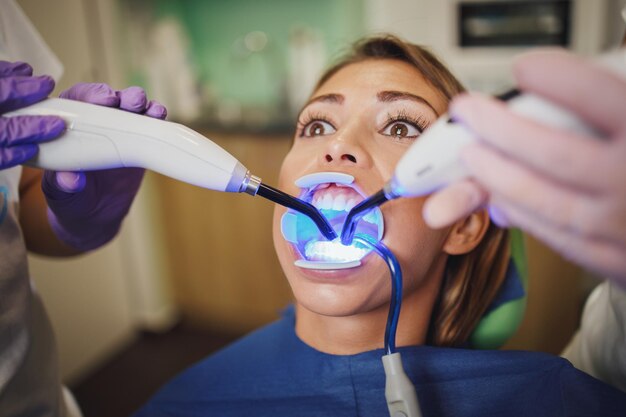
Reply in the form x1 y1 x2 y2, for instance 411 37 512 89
273 59 452 318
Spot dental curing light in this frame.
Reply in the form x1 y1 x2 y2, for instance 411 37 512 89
341 47 626 245
7 98 336 240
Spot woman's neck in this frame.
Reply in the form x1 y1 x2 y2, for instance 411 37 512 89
294 262 445 355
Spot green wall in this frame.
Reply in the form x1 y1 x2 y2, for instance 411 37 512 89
124 0 365 115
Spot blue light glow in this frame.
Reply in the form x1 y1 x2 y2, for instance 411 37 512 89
281 203 384 264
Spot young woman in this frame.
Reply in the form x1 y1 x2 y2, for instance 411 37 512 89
134 36 626 417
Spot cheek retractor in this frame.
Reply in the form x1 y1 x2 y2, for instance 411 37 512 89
280 172 384 270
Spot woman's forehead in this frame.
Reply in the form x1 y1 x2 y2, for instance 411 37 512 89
313 59 447 113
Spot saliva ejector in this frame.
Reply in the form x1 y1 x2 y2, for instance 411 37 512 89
6 98 336 241
341 47 626 245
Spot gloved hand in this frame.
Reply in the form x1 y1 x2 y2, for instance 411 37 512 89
0 61 65 170
422 49 626 286
43 83 167 251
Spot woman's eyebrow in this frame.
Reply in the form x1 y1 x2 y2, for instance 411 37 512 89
302 93 344 109
377 90 439 117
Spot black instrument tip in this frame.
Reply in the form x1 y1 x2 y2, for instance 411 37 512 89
340 189 388 245
256 183 337 241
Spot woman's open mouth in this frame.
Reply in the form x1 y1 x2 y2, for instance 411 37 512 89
281 172 384 270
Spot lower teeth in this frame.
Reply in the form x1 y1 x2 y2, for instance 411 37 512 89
304 239 369 263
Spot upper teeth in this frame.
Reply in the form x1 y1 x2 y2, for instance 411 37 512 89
310 186 381 225
312 193 358 211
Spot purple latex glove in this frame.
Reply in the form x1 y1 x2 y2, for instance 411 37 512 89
42 83 167 251
0 61 65 169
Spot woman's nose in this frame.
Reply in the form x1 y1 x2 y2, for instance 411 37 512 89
322 133 372 168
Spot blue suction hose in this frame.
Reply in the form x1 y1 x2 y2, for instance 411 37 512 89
353 234 402 355
353 234 422 417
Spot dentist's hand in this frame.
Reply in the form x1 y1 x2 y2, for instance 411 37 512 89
43 83 167 251
423 49 626 285
0 61 64 170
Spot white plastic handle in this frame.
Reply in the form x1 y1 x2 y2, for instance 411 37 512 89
7 98 248 192
391 48 626 197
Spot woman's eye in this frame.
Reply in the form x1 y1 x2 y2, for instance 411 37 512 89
381 121 421 139
302 120 336 137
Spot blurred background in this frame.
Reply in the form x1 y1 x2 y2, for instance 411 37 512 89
14 0 626 415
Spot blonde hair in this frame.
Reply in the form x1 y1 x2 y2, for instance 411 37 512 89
317 35 510 347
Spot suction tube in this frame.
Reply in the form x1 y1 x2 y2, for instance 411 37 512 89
353 234 422 417
353 234 401 354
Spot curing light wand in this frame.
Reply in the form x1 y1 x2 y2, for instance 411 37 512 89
341 83 615 244
341 48 626 245
6 97 337 241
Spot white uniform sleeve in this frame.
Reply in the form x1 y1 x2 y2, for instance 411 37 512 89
0 0 63 79
562 281 626 392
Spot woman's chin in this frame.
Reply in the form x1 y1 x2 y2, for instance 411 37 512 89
294 290 377 318
286 257 389 318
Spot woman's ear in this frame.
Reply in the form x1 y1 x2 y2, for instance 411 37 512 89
442 209 490 255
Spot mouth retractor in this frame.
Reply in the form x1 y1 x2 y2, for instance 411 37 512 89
281 172 385 270
240 172 337 241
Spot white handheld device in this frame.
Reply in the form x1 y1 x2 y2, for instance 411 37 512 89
7 98 250 193
341 47 626 246
387 47 626 198
6 98 339 239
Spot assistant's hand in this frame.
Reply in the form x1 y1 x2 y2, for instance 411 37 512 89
423 49 626 285
0 61 65 169
43 83 167 251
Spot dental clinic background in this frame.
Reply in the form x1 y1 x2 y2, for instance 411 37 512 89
10 0 626 414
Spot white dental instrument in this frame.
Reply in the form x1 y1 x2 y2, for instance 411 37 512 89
390 47 626 199
6 98 337 239
341 47 626 244
7 98 248 190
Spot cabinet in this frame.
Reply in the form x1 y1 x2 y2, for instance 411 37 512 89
155 132 294 333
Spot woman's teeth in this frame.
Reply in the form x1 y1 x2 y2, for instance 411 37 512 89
304 239 369 262
312 193 358 211
310 187 379 224
280 178 386 270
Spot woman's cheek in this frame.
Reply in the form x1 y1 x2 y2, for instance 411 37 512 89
382 198 446 270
